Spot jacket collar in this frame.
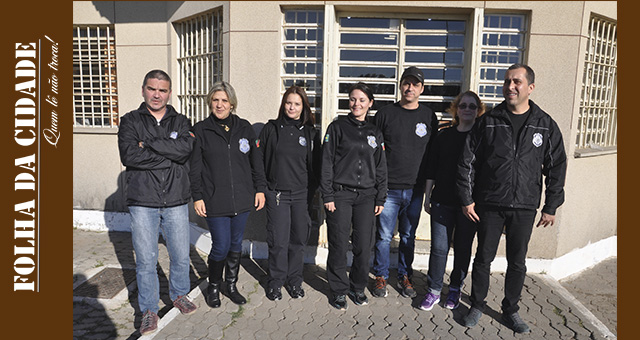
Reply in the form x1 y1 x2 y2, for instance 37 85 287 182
203 113 241 135
347 113 368 127
491 100 544 120
136 102 179 119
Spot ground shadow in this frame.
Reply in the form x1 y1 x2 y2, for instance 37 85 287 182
73 274 118 339
103 172 209 338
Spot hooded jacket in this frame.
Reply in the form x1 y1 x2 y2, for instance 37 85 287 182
118 103 195 208
456 100 567 215
189 114 267 217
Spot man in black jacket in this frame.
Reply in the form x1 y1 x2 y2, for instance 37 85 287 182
457 64 567 333
117 70 197 335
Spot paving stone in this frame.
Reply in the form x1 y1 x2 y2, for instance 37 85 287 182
73 229 617 340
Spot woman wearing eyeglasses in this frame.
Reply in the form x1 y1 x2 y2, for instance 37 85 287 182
419 91 485 312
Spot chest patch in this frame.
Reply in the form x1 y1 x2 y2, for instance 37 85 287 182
169 131 178 139
239 138 250 153
367 135 377 149
299 136 307 146
416 123 428 137
532 133 543 148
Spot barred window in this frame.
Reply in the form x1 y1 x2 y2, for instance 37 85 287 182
282 9 324 124
176 9 224 125
73 25 119 128
576 16 617 152
478 14 527 108
336 16 466 121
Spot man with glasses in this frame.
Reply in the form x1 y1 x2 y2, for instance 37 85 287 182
372 66 439 299
457 64 567 333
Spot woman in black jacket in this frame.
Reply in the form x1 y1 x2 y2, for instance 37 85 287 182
189 81 267 308
259 86 321 301
320 82 387 310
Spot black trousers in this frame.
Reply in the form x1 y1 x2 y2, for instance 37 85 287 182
266 189 311 289
469 206 536 314
325 189 376 295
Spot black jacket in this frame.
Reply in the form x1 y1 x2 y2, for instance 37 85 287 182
259 117 321 192
457 100 567 215
320 114 388 206
118 103 195 207
189 114 267 217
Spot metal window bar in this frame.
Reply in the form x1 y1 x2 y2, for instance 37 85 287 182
478 15 527 108
282 10 324 124
177 9 223 125
577 16 617 150
335 17 465 121
73 25 119 127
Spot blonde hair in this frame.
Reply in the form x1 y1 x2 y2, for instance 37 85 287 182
207 81 238 113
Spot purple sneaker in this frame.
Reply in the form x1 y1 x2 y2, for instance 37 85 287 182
445 288 461 309
419 292 440 311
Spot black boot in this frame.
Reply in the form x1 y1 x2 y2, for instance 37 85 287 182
224 251 247 305
206 258 225 308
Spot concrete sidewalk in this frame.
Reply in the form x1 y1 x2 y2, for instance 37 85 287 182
73 228 616 340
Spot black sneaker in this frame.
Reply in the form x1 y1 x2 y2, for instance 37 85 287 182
372 276 388 298
397 275 417 298
502 312 531 334
266 287 282 301
285 284 305 299
463 307 483 327
330 294 348 310
348 290 369 306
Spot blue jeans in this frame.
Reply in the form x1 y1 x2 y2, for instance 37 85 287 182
373 188 423 279
205 212 250 261
129 204 191 314
426 202 477 294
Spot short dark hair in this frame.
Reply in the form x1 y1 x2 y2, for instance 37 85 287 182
278 85 314 126
508 64 535 85
143 69 172 89
348 82 375 102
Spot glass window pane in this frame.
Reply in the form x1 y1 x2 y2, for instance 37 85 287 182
340 17 392 29
339 66 396 78
340 49 397 62
341 33 397 45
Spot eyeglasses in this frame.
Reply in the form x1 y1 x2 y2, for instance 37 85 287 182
458 103 478 110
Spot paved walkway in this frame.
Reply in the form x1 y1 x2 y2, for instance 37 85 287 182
73 229 617 340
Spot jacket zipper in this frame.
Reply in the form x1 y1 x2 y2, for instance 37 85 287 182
227 143 238 215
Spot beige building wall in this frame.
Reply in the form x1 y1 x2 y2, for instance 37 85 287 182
73 1 617 259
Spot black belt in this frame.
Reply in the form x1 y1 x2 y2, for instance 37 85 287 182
333 184 359 192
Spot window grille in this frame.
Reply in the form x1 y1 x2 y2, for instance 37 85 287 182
478 14 527 108
282 9 324 124
336 16 466 121
576 16 617 151
176 9 223 125
73 25 119 128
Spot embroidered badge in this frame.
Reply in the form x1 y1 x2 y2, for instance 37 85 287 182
532 133 543 148
415 123 428 137
255 139 261 148
169 131 178 139
324 134 330 143
299 136 307 146
381 142 385 151
239 138 250 154
367 135 377 149
189 131 195 138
